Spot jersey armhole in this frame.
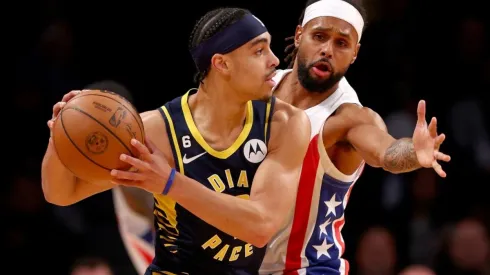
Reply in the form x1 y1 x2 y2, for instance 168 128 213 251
264 96 276 146
158 106 185 175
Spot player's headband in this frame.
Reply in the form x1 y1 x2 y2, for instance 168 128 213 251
302 0 364 43
190 13 268 72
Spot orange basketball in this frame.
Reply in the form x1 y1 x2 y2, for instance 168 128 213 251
52 90 145 182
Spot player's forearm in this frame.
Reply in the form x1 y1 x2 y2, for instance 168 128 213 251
41 140 79 205
382 138 421 173
348 124 421 173
42 140 112 205
169 173 274 247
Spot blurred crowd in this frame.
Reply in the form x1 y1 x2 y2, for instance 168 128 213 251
9 0 489 274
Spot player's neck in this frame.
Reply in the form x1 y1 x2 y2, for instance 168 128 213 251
190 82 248 138
281 64 339 110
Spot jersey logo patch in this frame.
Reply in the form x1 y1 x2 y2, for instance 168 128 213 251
243 139 267 163
182 152 207 164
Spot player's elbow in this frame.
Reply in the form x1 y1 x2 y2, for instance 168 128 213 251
46 199 75 206
249 236 269 248
42 179 76 206
249 224 275 248
43 193 74 206
249 217 282 248
43 191 75 206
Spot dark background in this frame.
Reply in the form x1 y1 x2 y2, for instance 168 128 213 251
9 0 490 274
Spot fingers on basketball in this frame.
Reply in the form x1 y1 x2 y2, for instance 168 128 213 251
62 90 81 102
52 101 67 118
49 102 64 130
131 139 152 160
111 169 146 181
145 137 159 154
120 154 152 171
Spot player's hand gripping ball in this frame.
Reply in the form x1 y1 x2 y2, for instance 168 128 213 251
48 90 145 182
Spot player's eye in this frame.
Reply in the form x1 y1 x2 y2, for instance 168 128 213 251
313 34 325 41
337 39 348 47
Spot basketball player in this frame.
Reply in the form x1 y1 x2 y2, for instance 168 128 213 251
42 7 312 275
258 0 451 274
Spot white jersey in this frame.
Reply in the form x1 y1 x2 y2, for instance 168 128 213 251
260 69 365 275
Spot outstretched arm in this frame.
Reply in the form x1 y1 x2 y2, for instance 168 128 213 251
111 109 311 247
345 119 419 173
345 100 450 176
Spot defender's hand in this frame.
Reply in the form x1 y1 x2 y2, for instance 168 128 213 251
111 138 173 194
412 100 451 177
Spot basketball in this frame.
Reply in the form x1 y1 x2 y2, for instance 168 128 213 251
52 90 145 182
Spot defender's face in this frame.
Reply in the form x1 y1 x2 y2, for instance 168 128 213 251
227 32 279 101
295 16 360 93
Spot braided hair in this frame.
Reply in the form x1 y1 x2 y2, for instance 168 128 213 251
284 0 368 69
189 8 250 84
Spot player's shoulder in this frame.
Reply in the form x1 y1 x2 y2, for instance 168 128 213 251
140 110 165 128
139 109 176 163
139 109 170 142
334 103 386 131
267 98 311 151
271 98 310 129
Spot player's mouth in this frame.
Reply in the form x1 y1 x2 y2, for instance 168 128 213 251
266 70 277 86
311 61 332 78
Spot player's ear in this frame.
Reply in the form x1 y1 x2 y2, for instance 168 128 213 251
351 43 361 64
211 54 230 76
294 25 303 48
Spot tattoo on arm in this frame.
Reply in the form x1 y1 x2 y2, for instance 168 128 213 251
383 138 420 173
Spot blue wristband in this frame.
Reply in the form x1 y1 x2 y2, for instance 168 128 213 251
162 168 176 195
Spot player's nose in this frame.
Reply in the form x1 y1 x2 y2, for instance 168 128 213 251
269 51 280 68
320 40 334 59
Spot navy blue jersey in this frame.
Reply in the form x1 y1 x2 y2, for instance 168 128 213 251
149 89 276 275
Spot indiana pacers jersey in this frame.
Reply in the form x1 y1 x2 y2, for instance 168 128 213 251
148 89 275 275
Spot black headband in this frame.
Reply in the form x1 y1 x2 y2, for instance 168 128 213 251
190 13 268 72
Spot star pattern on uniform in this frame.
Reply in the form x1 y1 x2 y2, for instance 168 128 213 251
310 192 344 261
313 238 334 259
324 193 342 217
319 217 331 238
